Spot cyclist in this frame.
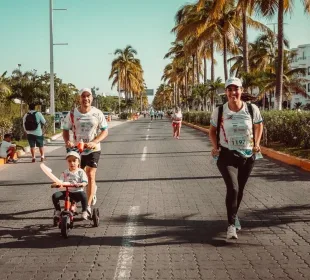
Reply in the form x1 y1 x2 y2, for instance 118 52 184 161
62 88 108 216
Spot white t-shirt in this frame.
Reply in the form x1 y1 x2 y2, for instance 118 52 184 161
58 168 88 193
0 140 14 158
210 102 263 157
63 107 108 155
172 112 182 123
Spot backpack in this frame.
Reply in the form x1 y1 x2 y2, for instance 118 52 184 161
25 112 38 131
216 103 255 149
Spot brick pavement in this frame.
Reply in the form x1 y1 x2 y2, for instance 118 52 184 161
1 117 310 280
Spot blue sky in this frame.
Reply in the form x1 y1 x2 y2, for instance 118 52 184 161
1 0 310 100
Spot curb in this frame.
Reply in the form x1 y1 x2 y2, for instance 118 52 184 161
182 121 310 173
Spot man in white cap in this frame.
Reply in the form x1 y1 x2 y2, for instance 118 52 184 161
62 88 108 216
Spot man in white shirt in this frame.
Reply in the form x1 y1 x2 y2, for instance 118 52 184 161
62 88 108 215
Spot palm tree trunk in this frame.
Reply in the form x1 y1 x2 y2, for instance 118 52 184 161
242 10 249 73
275 0 284 110
211 42 215 83
192 54 195 87
203 56 207 84
223 36 228 81
196 53 199 84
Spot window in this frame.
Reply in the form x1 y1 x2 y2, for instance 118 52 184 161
308 67 310 75
308 83 310 92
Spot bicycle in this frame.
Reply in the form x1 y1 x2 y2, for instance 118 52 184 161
51 183 100 238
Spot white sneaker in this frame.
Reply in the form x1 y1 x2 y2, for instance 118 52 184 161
81 211 88 220
92 184 97 206
227 225 238 240
54 210 61 218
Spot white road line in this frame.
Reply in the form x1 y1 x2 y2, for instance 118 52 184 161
113 206 140 280
141 146 147 161
147 128 150 131
146 135 149 140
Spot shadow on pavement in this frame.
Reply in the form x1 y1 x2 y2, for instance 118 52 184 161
2 204 310 249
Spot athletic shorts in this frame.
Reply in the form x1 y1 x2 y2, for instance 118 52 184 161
27 134 44 148
172 122 181 128
81 151 101 169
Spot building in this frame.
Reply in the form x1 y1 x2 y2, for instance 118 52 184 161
290 44 310 108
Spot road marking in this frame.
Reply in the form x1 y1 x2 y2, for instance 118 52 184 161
141 146 147 161
113 206 140 280
147 128 150 131
146 135 149 140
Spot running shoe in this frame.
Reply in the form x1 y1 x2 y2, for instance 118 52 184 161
81 211 88 220
54 210 61 218
227 225 238 240
235 216 241 231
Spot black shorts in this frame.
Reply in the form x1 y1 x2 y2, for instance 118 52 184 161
80 151 101 169
27 134 44 148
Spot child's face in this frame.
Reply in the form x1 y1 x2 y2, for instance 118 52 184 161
67 156 79 170
4 137 12 142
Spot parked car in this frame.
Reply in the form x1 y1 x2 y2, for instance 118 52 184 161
55 112 63 127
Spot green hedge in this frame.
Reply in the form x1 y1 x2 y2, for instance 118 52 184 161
0 114 55 141
183 110 310 149
119 112 134 120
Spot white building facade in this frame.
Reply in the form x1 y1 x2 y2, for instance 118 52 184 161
290 44 310 108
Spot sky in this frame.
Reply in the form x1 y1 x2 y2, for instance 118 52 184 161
1 0 310 102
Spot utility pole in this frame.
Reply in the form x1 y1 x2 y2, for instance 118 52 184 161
49 0 67 133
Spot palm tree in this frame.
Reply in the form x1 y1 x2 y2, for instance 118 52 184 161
109 45 144 101
0 71 11 103
255 0 310 110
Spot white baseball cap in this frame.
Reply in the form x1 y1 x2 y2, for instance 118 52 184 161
79 88 92 96
66 151 80 160
225 77 242 88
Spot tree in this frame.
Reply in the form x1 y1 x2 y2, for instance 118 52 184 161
255 0 310 110
0 71 11 103
109 45 145 101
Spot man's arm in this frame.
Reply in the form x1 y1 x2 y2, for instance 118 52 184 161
63 129 74 148
86 129 108 149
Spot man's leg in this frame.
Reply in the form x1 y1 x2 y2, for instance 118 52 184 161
27 134 36 162
36 136 45 161
80 152 100 207
85 167 97 207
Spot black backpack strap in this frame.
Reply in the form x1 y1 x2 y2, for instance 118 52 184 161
216 105 223 149
247 103 255 147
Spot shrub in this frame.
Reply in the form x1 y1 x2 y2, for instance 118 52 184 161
184 109 310 149
0 116 13 140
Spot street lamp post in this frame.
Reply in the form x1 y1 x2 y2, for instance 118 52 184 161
49 0 67 133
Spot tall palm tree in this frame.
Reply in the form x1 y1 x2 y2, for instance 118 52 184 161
109 45 144 101
255 0 310 110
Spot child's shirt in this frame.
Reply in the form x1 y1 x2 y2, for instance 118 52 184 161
0 140 14 158
58 168 88 193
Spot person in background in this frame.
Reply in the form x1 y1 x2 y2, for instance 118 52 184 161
0 133 24 163
172 106 182 139
209 77 263 240
23 103 46 163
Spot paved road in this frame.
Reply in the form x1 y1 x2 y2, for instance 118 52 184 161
1 117 310 280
